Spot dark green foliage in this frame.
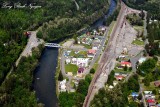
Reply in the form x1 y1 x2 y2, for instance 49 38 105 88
124 65 128 71
126 13 143 26
153 56 158 62
59 92 85 107
90 74 139 107
129 101 138 107
124 0 160 20
0 45 44 106
37 30 43 38
0 0 110 85
152 89 157 95
77 80 89 96
138 58 156 75
127 74 140 92
105 4 121 26
90 68 95 74
129 67 132 71
138 93 142 100
85 74 92 84
58 71 63 81
107 70 115 85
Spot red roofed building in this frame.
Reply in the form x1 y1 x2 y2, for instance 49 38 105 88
147 99 155 103
87 49 96 57
115 75 124 81
120 61 131 67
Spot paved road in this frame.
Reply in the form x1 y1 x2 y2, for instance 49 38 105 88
16 31 44 66
83 2 142 107
130 52 143 72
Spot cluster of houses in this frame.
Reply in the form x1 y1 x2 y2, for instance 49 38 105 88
143 91 159 107
65 49 97 77
59 79 80 93
77 26 106 49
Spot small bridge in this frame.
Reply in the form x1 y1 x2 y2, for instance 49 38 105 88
45 43 61 48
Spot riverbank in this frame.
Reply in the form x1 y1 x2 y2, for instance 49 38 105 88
0 44 45 106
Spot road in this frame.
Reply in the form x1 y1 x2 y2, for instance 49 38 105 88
16 31 44 66
83 1 142 107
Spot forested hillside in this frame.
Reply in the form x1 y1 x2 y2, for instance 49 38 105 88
123 0 160 20
0 0 110 84
0 0 110 106
0 0 109 107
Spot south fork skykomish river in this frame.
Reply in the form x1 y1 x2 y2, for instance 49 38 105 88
33 0 116 107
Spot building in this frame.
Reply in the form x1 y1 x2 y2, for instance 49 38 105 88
147 99 156 107
71 58 89 67
66 58 71 64
131 92 139 97
154 81 160 87
87 49 96 57
144 91 152 95
59 79 67 92
120 61 131 67
78 67 84 74
115 75 124 81
138 57 146 64
122 47 128 54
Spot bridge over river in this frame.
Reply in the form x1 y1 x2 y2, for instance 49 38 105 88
45 43 61 48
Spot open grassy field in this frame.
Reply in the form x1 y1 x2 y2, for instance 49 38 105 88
65 64 78 75
132 39 144 45
70 50 87 58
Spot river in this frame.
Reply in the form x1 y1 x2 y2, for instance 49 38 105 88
33 0 116 107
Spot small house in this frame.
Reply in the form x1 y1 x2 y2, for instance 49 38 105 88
131 92 139 97
120 61 131 67
66 58 71 64
115 75 124 81
59 79 67 92
138 57 146 64
87 49 96 57
78 67 84 74
154 81 160 87
144 91 152 95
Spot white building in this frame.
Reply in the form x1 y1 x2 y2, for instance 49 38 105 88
59 79 67 92
66 58 71 64
138 57 146 64
71 58 89 67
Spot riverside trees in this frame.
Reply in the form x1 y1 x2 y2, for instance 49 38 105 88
90 74 140 107
0 0 110 85
0 45 44 106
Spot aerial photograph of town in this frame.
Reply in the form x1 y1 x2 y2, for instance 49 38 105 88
0 0 160 107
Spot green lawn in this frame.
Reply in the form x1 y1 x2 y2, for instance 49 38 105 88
133 26 144 31
70 50 87 58
65 64 78 75
83 44 92 49
132 39 144 45
108 21 116 36
93 56 101 71
105 21 116 45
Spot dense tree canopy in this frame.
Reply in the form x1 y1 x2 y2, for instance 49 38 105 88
0 0 111 85
0 45 44 106
90 74 140 107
